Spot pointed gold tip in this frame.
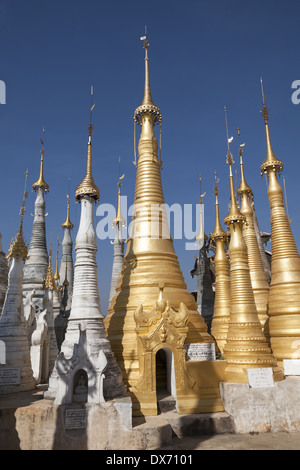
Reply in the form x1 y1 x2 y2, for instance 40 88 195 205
236 128 252 195
32 127 49 191
62 195 74 229
259 82 284 175
211 173 227 240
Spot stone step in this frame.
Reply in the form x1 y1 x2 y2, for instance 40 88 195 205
157 393 176 413
132 410 235 450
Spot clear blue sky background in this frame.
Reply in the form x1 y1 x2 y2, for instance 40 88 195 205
1 0 300 314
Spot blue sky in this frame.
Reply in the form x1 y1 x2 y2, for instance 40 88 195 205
1 0 300 314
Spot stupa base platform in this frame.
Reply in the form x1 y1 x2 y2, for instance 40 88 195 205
1 377 300 449
220 376 300 433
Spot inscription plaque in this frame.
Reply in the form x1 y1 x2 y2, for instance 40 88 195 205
185 343 216 361
247 368 274 388
0 367 20 385
65 409 87 429
283 359 300 376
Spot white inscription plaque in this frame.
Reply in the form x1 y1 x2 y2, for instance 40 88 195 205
247 368 274 388
185 343 216 361
65 409 87 429
0 367 20 385
283 359 300 376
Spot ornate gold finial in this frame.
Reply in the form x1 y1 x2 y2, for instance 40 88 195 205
260 78 283 175
32 126 49 192
113 156 126 227
7 170 29 263
62 178 74 229
237 128 252 195
53 235 60 281
75 86 100 201
134 27 162 125
223 107 245 226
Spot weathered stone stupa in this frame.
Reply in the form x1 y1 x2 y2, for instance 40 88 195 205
0 171 36 393
23 127 49 310
109 163 125 304
190 176 214 332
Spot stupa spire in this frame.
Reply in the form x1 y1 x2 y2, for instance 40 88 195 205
32 126 49 192
221 108 283 383
75 86 100 201
105 33 218 417
210 172 230 353
23 128 49 309
259 79 300 367
46 90 125 404
109 158 126 304
236 128 269 330
59 181 74 299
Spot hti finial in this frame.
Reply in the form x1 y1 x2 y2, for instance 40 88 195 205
260 77 268 124
89 86 95 136
224 107 234 167
199 174 206 204
140 25 149 57
214 171 220 197
20 169 29 221
237 128 246 159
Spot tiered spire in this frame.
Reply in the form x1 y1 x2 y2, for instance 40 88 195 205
236 129 269 331
259 78 300 367
109 158 126 304
210 172 230 353
46 89 125 403
75 87 100 202
222 108 283 383
23 127 49 309
105 32 216 416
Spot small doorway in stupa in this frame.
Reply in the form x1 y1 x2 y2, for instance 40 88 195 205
155 348 177 413
72 369 88 403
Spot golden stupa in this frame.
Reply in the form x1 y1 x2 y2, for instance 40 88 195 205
236 129 269 331
260 79 300 367
210 172 230 353
104 34 225 416
222 108 284 383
